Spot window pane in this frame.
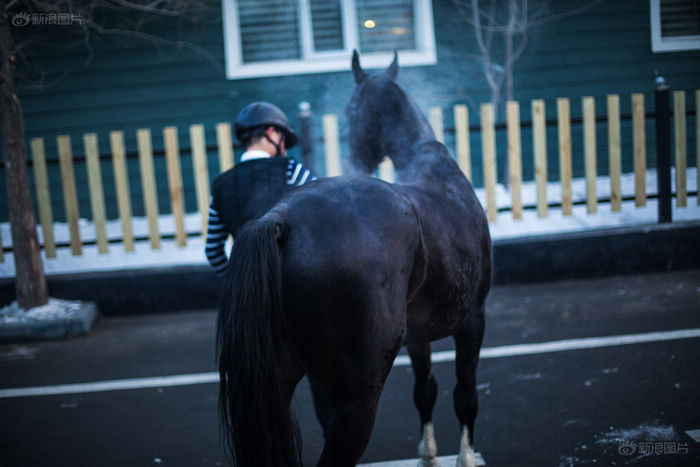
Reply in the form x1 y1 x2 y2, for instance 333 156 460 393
356 0 416 53
239 0 300 63
311 0 344 52
660 0 700 37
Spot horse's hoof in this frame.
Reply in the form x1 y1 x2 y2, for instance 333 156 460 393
417 422 439 467
418 422 438 457
457 426 477 467
417 458 440 467
457 447 477 467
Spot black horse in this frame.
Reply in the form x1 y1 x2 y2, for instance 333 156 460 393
217 51 491 467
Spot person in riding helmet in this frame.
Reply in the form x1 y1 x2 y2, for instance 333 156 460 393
205 101 315 277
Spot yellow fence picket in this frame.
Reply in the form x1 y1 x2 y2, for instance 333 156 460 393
557 98 573 216
582 97 597 214
532 100 548 218
323 114 341 177
216 123 234 173
164 127 187 247
607 95 622 212
480 103 498 222
30 137 56 258
137 129 161 249
57 135 82 255
454 105 471 180
429 107 444 143
506 101 522 220
84 133 109 254
190 124 211 235
673 91 687 207
110 131 134 252
378 157 395 183
632 93 647 207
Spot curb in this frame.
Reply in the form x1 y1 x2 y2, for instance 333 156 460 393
492 220 700 284
0 221 698 318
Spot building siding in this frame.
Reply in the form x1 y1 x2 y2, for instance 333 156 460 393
2 0 698 222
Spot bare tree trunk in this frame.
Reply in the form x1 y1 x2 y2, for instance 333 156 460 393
0 7 49 309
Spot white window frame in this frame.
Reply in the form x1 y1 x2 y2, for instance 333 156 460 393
650 0 700 52
221 0 437 79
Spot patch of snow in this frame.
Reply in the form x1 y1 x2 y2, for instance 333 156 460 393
0 345 39 361
557 455 584 467
512 372 544 381
595 422 677 446
0 298 84 323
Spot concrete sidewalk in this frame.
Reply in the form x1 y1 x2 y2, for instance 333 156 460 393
1 222 699 322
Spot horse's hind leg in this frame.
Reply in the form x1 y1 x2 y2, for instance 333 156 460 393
407 342 439 466
314 320 403 466
453 304 485 467
314 350 397 467
315 393 381 467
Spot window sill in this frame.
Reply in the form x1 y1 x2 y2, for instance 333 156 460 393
224 49 437 80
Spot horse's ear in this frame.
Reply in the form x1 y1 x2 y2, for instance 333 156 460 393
386 50 399 81
352 49 367 83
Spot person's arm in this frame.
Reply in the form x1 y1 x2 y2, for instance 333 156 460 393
286 159 316 186
205 198 229 277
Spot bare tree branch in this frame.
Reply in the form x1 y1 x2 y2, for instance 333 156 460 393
450 0 603 188
83 18 222 69
452 0 604 115
529 0 604 28
16 70 71 93
101 0 182 17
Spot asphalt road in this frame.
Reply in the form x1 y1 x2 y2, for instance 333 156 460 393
1 269 699 467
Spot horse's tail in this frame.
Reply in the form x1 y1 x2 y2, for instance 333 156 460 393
216 218 301 467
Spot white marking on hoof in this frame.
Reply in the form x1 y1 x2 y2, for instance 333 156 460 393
457 427 477 467
417 422 440 467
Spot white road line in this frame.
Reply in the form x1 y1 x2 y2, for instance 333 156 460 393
0 372 218 399
392 327 700 366
1 327 699 399
358 453 485 466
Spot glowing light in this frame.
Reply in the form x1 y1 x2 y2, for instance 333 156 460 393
364 19 376 29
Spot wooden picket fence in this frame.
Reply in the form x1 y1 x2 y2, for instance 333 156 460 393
323 90 698 223
0 90 697 263
1 123 235 262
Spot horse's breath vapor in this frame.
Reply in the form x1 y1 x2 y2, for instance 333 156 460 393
217 51 490 467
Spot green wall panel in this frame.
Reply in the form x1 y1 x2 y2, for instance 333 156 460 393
2 0 699 224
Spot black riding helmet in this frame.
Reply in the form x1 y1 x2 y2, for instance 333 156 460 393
234 101 299 149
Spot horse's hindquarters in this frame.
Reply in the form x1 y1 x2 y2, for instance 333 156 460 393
401 183 491 343
274 177 423 465
278 177 422 366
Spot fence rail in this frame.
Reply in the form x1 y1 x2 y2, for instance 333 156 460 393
1 89 698 265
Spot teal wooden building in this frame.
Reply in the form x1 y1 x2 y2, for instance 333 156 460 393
3 0 700 224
